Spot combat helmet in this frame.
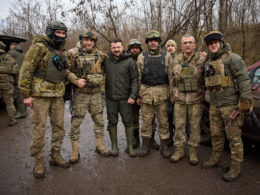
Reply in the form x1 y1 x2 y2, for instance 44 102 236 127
204 31 223 43
145 30 161 43
79 29 98 41
128 39 142 51
45 21 68 42
0 41 6 53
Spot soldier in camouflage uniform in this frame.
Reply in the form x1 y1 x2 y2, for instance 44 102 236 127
165 39 178 145
137 30 171 158
128 39 160 149
0 41 19 126
18 21 86 178
202 31 252 182
168 34 206 165
67 29 110 163
7 42 27 119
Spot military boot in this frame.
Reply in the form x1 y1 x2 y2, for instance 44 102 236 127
189 146 199 165
222 160 241 182
160 139 171 158
14 103 27 119
8 118 17 126
50 150 70 168
132 128 140 148
170 146 184 163
108 127 119 156
70 141 80 164
202 151 222 169
151 132 160 150
125 127 137 157
139 137 151 157
95 137 111 157
33 158 45 178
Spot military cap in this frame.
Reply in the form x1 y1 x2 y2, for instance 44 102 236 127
204 31 223 43
165 39 177 49
0 41 6 53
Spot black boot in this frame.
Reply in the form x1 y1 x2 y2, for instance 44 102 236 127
160 139 171 158
151 132 160 150
139 137 151 157
132 128 140 148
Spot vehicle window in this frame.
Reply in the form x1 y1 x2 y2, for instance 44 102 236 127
252 68 260 84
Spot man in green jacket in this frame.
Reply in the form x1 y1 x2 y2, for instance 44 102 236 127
103 38 139 157
19 21 86 178
202 31 252 182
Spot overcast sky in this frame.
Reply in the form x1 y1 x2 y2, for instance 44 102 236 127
0 0 15 18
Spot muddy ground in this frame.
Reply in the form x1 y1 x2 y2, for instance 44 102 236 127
0 102 260 195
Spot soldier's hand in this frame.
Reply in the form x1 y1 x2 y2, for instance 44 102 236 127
128 98 135 104
200 52 207 58
24 97 33 108
77 79 86 88
136 98 141 105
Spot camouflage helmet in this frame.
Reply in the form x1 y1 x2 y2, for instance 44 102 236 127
145 30 161 43
204 31 223 43
46 21 68 38
79 29 98 41
0 41 6 53
128 39 142 51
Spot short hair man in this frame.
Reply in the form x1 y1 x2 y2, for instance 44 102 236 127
103 38 139 157
169 34 206 165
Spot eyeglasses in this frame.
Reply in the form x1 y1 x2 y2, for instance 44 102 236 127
182 41 194 45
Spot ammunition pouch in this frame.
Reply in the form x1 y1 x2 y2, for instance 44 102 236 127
0 54 13 74
177 66 198 92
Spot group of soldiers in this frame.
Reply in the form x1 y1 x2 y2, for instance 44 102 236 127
0 20 252 182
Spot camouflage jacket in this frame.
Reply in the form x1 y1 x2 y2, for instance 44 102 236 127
67 42 107 94
137 49 172 105
18 35 78 99
169 52 206 105
0 53 19 83
206 43 251 107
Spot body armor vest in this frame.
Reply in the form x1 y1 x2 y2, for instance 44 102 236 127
204 53 233 89
35 45 66 83
0 54 13 74
176 64 199 92
141 51 168 86
77 49 103 87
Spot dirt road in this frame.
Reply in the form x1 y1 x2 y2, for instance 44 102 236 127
0 102 260 195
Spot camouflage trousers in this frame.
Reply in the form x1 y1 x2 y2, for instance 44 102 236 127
132 102 157 131
209 105 244 162
0 82 16 120
70 92 104 141
30 97 65 159
14 85 24 105
141 102 170 140
174 102 203 147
